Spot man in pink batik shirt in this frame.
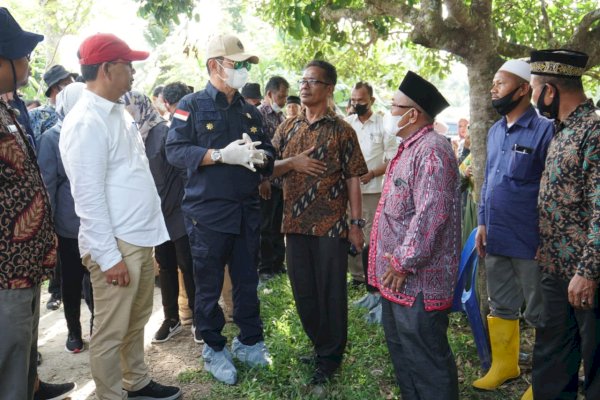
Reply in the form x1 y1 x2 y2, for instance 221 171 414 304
368 71 461 400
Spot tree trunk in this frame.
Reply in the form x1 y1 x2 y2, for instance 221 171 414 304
464 54 503 319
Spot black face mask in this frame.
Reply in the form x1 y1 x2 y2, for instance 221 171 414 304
537 84 560 120
492 86 523 116
354 103 369 116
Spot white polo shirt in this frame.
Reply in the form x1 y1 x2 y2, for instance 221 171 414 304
60 89 169 271
345 112 398 194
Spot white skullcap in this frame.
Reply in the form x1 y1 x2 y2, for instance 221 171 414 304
498 59 531 81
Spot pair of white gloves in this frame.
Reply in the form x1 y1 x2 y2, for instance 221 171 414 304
220 133 266 172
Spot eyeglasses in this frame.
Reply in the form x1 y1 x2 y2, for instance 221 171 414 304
391 103 413 109
233 60 252 71
298 79 331 87
219 59 252 71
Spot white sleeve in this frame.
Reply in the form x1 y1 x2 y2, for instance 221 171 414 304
59 116 122 271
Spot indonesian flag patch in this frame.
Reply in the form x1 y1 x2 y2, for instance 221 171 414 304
173 109 190 122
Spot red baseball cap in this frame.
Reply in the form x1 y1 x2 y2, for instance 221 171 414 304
78 33 149 65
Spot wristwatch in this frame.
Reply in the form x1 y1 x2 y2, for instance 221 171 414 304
211 149 222 163
350 218 366 228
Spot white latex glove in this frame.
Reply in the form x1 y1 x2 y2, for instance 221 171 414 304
242 132 266 166
220 138 258 171
242 133 261 149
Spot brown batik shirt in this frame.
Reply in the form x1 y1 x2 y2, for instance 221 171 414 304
0 99 56 289
538 99 600 282
272 109 368 238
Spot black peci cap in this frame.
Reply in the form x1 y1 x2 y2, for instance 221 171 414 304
530 49 588 79
399 71 449 118
286 95 301 105
241 82 261 99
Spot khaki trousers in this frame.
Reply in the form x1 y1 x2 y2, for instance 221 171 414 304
83 239 154 400
178 265 234 323
348 193 380 282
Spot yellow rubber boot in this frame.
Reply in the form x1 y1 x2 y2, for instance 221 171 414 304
472 316 520 390
521 385 533 400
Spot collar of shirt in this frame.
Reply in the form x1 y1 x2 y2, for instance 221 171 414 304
346 111 378 126
205 80 243 109
556 99 596 131
500 105 537 132
82 89 123 118
398 124 433 150
297 107 338 127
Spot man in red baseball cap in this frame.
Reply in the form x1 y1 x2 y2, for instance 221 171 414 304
59 33 181 400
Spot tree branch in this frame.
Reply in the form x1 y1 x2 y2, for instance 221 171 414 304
470 0 492 21
445 0 474 29
496 40 535 59
566 9 600 68
320 0 418 23
539 0 554 45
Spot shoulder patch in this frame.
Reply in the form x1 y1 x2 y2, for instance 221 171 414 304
173 109 190 122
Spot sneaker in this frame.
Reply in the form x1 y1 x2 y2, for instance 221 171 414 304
65 334 84 353
191 325 204 344
202 345 237 385
126 380 181 400
152 319 183 343
34 381 76 400
46 294 61 311
231 337 272 367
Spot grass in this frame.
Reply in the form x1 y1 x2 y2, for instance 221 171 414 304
179 274 533 399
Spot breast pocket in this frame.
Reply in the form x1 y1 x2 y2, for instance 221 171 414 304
193 114 227 148
508 149 534 181
383 177 414 220
370 132 383 144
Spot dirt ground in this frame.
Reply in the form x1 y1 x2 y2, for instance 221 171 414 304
37 286 210 399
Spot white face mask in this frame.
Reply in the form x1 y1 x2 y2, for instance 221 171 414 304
271 99 282 113
218 62 249 90
383 108 413 136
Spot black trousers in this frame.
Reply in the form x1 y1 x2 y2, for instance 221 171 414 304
186 216 263 351
58 236 93 337
259 186 285 274
286 234 348 372
154 235 196 321
532 273 600 400
381 295 458 400
48 255 62 299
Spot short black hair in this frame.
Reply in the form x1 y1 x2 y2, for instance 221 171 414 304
265 76 289 94
80 64 101 82
304 60 337 86
163 82 191 105
77 50 101 81
536 75 584 93
152 85 164 97
353 81 373 97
